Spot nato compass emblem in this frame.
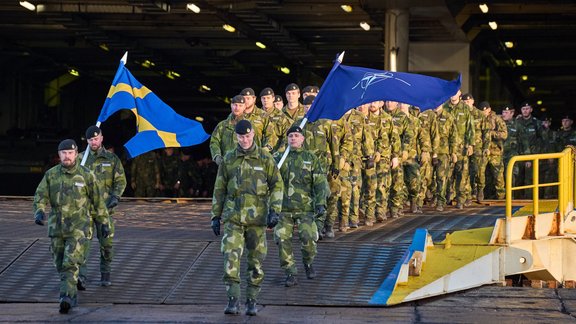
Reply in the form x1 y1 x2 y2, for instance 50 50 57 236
352 72 411 99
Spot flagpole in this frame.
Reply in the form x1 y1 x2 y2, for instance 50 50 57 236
80 52 128 166
276 51 344 169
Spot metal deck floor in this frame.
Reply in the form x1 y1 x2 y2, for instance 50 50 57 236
0 198 503 306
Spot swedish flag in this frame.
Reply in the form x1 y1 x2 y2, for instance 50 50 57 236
98 60 209 158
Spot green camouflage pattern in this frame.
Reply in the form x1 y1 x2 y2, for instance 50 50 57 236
515 115 543 197
479 111 507 199
388 108 413 213
158 151 180 192
445 100 474 205
326 119 353 229
210 114 242 160
130 150 160 197
417 109 439 207
275 212 318 275
433 108 458 207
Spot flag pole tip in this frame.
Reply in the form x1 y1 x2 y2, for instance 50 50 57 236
120 52 128 65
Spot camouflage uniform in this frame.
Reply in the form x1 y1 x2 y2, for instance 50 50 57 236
210 114 243 160
211 143 283 300
33 163 109 302
278 104 306 137
433 108 458 209
540 125 558 198
369 109 400 220
263 106 289 153
416 109 439 209
273 147 327 275
130 150 160 197
404 112 430 211
469 106 488 201
159 150 180 197
78 146 126 283
480 111 507 199
178 155 202 197
388 108 414 216
516 115 543 198
244 107 275 151
503 118 519 191
557 127 576 149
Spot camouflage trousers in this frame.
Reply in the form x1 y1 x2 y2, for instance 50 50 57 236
50 234 87 299
360 166 377 222
479 154 505 199
389 165 405 214
349 165 363 225
448 156 470 205
79 216 115 281
221 223 267 300
468 152 482 199
326 174 341 229
433 154 450 207
337 171 353 229
134 181 157 197
403 159 421 204
417 160 433 208
274 212 319 275
375 162 391 220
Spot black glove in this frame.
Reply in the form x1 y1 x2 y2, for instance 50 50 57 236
106 195 119 209
101 223 110 238
330 166 340 178
365 157 375 169
315 205 326 217
267 210 279 229
211 217 221 236
34 211 45 226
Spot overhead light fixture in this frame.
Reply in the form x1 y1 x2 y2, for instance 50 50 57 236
165 70 180 80
99 43 109 51
255 42 266 49
515 59 523 66
186 3 200 13
68 68 80 77
223 24 236 33
201 84 211 91
529 86 536 92
488 21 498 30
19 1 35 11
504 41 514 48
540 107 546 112
194 116 204 122
521 75 528 81
141 60 155 68
359 21 371 31
537 100 543 105
340 5 353 13
279 67 290 74
479 3 489 13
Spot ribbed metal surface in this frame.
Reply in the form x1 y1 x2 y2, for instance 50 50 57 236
0 198 507 306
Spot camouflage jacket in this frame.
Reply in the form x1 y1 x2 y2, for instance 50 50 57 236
130 150 160 186
418 109 440 156
79 146 126 200
434 108 459 155
483 111 508 154
444 100 475 154
33 163 109 238
556 128 576 151
516 115 543 154
504 119 519 157
469 107 488 154
159 152 180 187
274 147 328 213
276 118 332 170
278 104 306 137
343 109 374 166
210 113 242 159
244 108 274 151
329 118 353 172
262 106 287 152
541 128 558 153
211 144 283 226
389 109 415 158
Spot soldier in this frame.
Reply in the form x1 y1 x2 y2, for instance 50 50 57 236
557 115 576 148
273 126 327 287
33 139 110 314
159 147 180 197
210 120 283 316
279 83 305 136
130 150 160 197
501 105 519 194
240 88 274 151
540 116 558 198
210 95 247 165
301 85 319 100
273 95 284 110
415 107 439 211
78 126 126 288
177 148 202 197
432 105 458 211
260 87 287 152
357 103 379 225
515 102 543 198
462 93 487 206
478 102 507 200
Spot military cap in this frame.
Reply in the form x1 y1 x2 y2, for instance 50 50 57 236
274 95 283 103
231 95 245 104
58 139 78 151
286 125 303 135
302 95 316 106
285 83 299 92
543 116 553 122
240 88 256 96
460 93 473 100
520 101 532 108
562 115 573 121
477 101 491 110
85 125 101 139
259 87 274 97
235 120 252 135
302 85 319 94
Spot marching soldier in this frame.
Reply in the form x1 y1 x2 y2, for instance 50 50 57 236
210 95 247 165
478 102 507 200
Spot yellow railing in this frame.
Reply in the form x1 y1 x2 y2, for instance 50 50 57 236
505 147 575 244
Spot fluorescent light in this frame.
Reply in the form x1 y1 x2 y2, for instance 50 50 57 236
479 3 489 13
529 86 536 92
488 21 497 30
515 59 523 66
537 100 543 105
359 21 371 31
504 41 514 48
223 24 236 33
186 3 200 13
521 75 528 81
68 69 80 77
19 1 35 11
255 42 266 49
99 43 109 51
165 70 180 79
195 116 204 122
141 60 155 68
340 5 353 13
280 67 290 74
201 85 211 91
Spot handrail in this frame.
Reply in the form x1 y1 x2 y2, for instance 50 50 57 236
505 147 574 244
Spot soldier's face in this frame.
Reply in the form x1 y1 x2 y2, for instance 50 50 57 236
369 101 383 112
58 149 77 168
463 98 474 107
243 95 256 110
543 120 551 129
482 108 490 117
237 131 254 149
260 94 274 109
502 110 514 120
288 132 304 148
87 134 103 151
562 118 573 129
385 101 398 112
286 90 300 105
521 106 532 117
231 103 246 117
451 90 461 103
274 99 284 109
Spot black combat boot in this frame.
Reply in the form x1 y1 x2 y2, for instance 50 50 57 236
245 298 258 316
77 277 87 291
304 264 316 279
101 272 111 287
285 274 298 287
224 296 239 315
59 296 72 314
324 224 335 238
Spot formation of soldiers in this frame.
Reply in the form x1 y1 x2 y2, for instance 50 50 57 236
211 85 576 237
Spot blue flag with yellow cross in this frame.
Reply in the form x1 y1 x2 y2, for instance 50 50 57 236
98 59 210 158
